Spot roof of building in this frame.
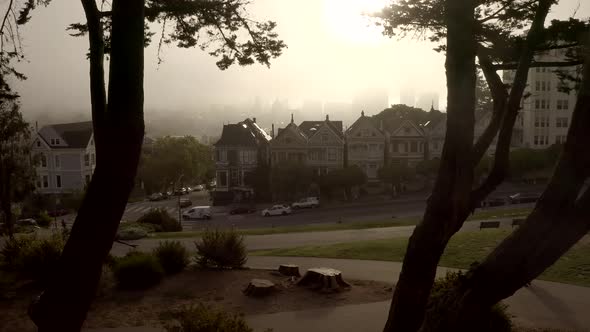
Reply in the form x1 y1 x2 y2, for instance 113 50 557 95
214 118 271 147
346 111 385 136
43 121 93 148
299 117 343 139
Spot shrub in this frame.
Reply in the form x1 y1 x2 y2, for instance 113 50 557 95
164 304 255 332
0 234 64 283
427 271 512 332
116 227 148 241
195 229 247 269
153 241 189 275
137 208 182 232
36 210 53 228
113 252 164 290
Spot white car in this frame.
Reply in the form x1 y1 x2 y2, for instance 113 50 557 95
262 205 292 217
182 206 212 220
291 197 320 209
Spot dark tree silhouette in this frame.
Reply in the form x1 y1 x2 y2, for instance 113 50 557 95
29 1 285 331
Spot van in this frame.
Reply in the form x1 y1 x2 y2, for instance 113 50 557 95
182 206 212 220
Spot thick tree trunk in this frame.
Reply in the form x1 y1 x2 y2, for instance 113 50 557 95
30 1 145 331
383 1 477 331
420 39 590 332
0 175 14 238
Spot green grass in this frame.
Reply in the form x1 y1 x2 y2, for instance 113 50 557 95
252 229 590 287
150 206 532 239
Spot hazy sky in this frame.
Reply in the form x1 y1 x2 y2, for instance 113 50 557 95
9 0 590 117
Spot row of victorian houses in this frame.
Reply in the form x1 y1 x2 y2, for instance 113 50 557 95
213 107 502 202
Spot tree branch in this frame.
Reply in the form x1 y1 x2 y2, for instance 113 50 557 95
493 60 584 70
471 48 509 164
470 0 553 209
0 0 14 38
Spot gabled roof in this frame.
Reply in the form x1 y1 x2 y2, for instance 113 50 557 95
388 119 425 137
346 111 385 137
299 117 343 139
42 121 93 148
214 118 271 147
274 121 308 142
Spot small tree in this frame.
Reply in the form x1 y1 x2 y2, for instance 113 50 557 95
378 162 413 196
0 101 37 238
270 162 313 201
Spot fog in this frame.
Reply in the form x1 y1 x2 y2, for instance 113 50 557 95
9 0 589 138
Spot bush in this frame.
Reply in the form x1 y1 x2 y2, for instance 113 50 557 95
164 304 256 332
0 234 64 283
154 241 189 275
116 227 148 241
36 210 53 228
195 229 247 269
427 272 512 332
113 252 164 290
137 208 182 232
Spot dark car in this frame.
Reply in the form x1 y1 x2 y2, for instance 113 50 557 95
229 205 256 215
508 193 540 204
179 198 192 208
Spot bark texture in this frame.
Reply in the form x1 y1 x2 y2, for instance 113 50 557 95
420 35 590 332
30 1 145 331
297 268 351 291
383 1 477 330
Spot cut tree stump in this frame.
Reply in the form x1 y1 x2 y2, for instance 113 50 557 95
297 267 350 292
243 279 276 297
278 264 301 277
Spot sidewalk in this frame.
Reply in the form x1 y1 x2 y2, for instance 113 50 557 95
246 256 590 332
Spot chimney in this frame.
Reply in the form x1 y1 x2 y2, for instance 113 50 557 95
291 113 294 124
271 124 275 138
361 110 365 117
253 117 256 123
326 114 329 121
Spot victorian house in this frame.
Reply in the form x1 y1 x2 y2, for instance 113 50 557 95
299 115 345 175
270 114 308 164
213 118 271 203
345 111 386 181
387 119 426 167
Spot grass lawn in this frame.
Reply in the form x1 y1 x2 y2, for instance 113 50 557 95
252 229 590 287
150 206 532 239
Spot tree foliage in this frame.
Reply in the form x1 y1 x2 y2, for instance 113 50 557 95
270 162 313 201
137 136 213 193
68 0 287 70
0 100 36 237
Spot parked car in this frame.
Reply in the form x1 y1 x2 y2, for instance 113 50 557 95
194 184 204 191
229 205 256 215
166 191 173 197
186 186 193 192
508 193 540 204
291 197 320 209
16 218 38 226
174 188 187 196
262 205 291 217
48 208 70 217
149 193 164 201
179 198 192 208
161 191 170 199
182 206 212 220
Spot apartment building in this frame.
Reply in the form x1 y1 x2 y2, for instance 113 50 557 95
503 48 580 148
32 121 96 194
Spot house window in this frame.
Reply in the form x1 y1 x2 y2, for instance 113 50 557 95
563 100 569 110
534 117 539 127
541 99 546 109
90 139 94 146
535 100 540 109
42 175 49 188
36 177 41 188
36 140 41 147
56 175 62 188
41 154 47 167
328 148 337 161
91 153 95 165
541 81 546 91
55 155 60 168
535 81 540 91
434 142 439 150
85 175 91 184
50 138 55 145
321 133 329 142
218 171 227 186
534 136 539 145
556 117 569 128
279 152 286 162
557 100 562 110
547 81 551 91
410 141 417 153
536 67 540 73
55 139 60 145
84 154 90 166
404 127 411 134
392 142 399 153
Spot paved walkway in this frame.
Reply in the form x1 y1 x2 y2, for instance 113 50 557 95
110 218 516 256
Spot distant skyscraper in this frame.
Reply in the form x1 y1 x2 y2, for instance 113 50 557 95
352 88 388 115
416 92 440 111
400 88 415 107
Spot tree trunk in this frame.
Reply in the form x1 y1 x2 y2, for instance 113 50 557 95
30 1 145 331
383 1 477 331
0 174 14 238
420 37 590 332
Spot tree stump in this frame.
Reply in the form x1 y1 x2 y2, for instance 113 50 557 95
297 268 350 292
243 279 276 297
278 264 301 277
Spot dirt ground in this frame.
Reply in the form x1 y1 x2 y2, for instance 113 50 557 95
1 268 393 331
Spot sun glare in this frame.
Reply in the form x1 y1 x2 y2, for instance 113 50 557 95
323 0 390 44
